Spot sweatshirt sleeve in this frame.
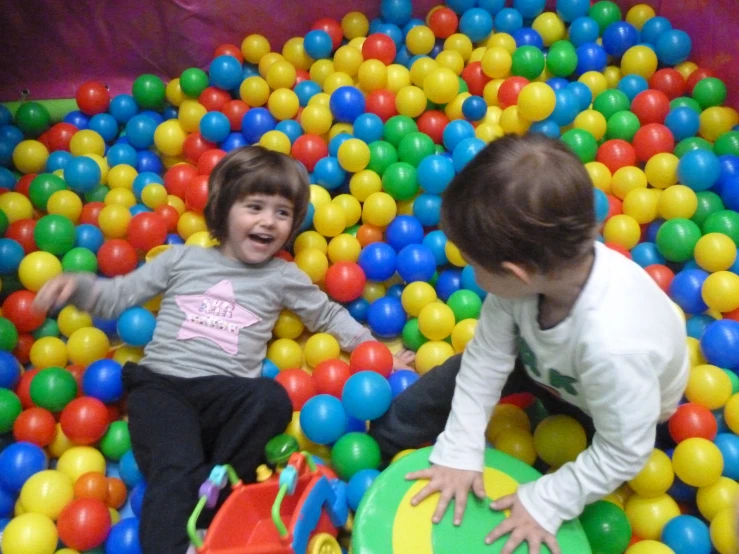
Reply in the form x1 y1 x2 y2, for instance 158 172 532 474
429 294 518 471
280 262 373 351
516 351 660 535
67 246 181 320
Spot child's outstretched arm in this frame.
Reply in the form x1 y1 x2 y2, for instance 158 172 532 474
33 246 182 320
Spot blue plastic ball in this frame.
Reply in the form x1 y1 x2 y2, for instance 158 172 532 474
655 29 692 65
714 433 739 480
461 96 488 122
387 369 419 398
107 143 137 167
0 486 13 519
701 319 739 369
511 28 544 49
304 30 334 59
64 156 101 194
461 265 487 299
631 242 666 268
353 113 385 144
342 371 392 421
556 0 590 22
221 132 248 152
435 269 463 301
117 307 156 347
295 80 322 107
494 8 523 34
452 137 485 172
125 114 157 149
199 111 231 143
678 149 721 192
661 515 711 554
300 394 348 444
413 193 442 227
330 86 366 124
241 108 277 144
64 110 90 129
446 0 476 14
396 244 436 283
358 242 397 281
75 224 105 253
209 55 243 90
83 359 124 403
381 0 413 26
368 297 407 338
89 113 119 143
262 359 280 379
422 230 448 266
417 154 455 195
0 442 48 493
275 120 302 144
119 450 144 489
551 88 582 126
641 16 672 45
329 133 353 158
513 0 546 19
459 8 494 43
568 16 600 47
386 215 424 252
135 150 163 174
669 269 709 314
575 42 608 76
686 314 716 340
617 75 649 102
602 21 640 58
665 107 700 142
594 188 609 223
529 119 561 139
348 298 370 323
105 517 143 554
313 156 346 190
109 94 139 124
442 120 476 152
0 351 20 389
347 469 381 511
0 239 24 275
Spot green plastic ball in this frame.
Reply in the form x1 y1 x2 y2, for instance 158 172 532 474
702 210 739 246
692 77 727 109
383 116 418 148
606 111 641 142
345 224 360 237
447 290 483 321
367 140 399 176
99 421 132 461
330 432 381 480
382 162 418 201
32 319 60 340
546 42 578 77
397 132 435 167
674 137 713 158
511 46 545 81
34 214 76 256
593 90 631 121
724 369 739 395
15 102 51 137
691 191 725 228
0 317 19 351
561 129 598 163
402 318 428 352
265 434 300 466
85 185 110 203
579 500 632 554
656 218 702 262
0 209 8 236
62 247 99 273
179 68 210 98
29 173 67 211
588 1 622 34
30 367 78 412
132 74 166 109
714 131 739 157
0 389 22 434
670 96 702 114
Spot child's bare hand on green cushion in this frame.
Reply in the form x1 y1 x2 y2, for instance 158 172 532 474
487 493 561 554
405 464 486 526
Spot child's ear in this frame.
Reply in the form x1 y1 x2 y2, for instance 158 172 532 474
501 261 533 285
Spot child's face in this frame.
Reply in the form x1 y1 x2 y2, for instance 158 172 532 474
470 261 539 299
219 194 294 264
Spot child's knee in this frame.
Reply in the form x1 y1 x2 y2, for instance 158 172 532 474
259 378 293 427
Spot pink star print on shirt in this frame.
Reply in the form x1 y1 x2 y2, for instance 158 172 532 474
175 280 261 354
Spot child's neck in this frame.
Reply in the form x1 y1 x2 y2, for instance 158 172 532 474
536 250 595 330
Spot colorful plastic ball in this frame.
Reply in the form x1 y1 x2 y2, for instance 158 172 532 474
714 433 739 480
28 367 77 413
331 432 381 480
300 394 347 445
418 302 456 342
0 512 58 554
367 297 407 339
625 493 681 541
0 441 48 493
97 239 138 277
702 270 739 313
661 515 710 554
342 370 392 421
64 156 101 194
677 149 721 192
18 251 62 293
561 128 598 163
602 21 640 57
654 29 691 65
669 403 718 443
415 340 455 375
656 218 702 262
672 437 724 488
57 497 111 551
665 107 701 143
325 262 366 303
82 359 123 404
669 269 709 314
533 415 587 467
312 359 352 399
347 468 380 511
59 398 110 447
396 244 436 283
702 320 739 369
697 476 738 522
579 500 632 554
358 242 397 282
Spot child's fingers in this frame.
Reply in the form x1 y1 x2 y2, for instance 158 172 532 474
56 279 78 307
410 481 438 507
543 535 561 554
453 489 469 525
431 490 452 523
406 469 433 481
472 475 486 499
32 280 61 313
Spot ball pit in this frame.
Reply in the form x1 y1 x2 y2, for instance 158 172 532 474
0 0 738 552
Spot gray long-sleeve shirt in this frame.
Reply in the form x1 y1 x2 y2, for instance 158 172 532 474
69 245 373 378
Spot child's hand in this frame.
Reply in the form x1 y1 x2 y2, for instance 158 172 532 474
405 464 486 525
32 275 82 313
486 493 561 554
393 348 416 370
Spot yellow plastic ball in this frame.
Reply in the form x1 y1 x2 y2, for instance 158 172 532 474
445 241 467 267
67 327 110 367
603 214 641 250
57 305 93 338
657 184 697 220
702 271 739 313
443 33 473 61
625 541 676 554
700 107 738 143
294 231 328 255
0 512 58 554
337 138 370 173
686 364 733 410
266 59 297 89
85 154 109 185
333 46 363 77
623 188 659 224
327 234 362 263
108 164 137 190
98 204 131 238
177 100 207 133
18 251 62 292
533 415 587 467
604 66 624 89
323 72 354 95
362 192 397 227
48 424 73 459
494 428 537 466
418 302 456 341
409 57 438 88
401 282 438 317
423 68 459 104
585 161 612 194
0 192 33 223
676 61 698 81
300 104 333 135
387 64 412 93
487 32 516 53
57 446 106 483
628 449 674 497
266 89 299 122
696 476 739 522
329 123 353 141
499 106 531 136
444 92 470 121
241 34 271 65
47 190 83 223
258 52 284 78
166 77 185 105
625 493 681 540
435 50 464 76
240 76 271 107
644 153 679 189
574 109 607 141
12 140 49 174
687 337 707 368
29 337 68 369
415 340 455 375
313 203 347 238
104 187 136 208
475 123 504 143
672 437 724 488
309 60 336 87
531 12 566 46
469 47 486 64
69 130 105 157
303 333 341 368
621 45 659 79
612 166 647 200
153 120 186 157
273 310 305 340
259 130 292 154
177 211 207 240
710 507 738 554
167 194 186 214
294 248 329 283
695 233 737 273
406 25 435 55
112 345 144 365
485 404 531 444
310 184 332 209
626 4 656 30
356 61 386 92
332 195 361 227
578 71 608 98
362 282 386 303
395 86 428 118
141 183 168 209
20 470 74 520
451 319 477 353
342 11 369 40
267 338 303 369
516 82 556 122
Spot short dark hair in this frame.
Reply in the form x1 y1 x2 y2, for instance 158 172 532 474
205 146 310 243
441 133 596 275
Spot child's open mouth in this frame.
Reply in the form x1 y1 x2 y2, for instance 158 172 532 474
249 233 274 245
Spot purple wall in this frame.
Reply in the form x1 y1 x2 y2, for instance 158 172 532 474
0 0 736 108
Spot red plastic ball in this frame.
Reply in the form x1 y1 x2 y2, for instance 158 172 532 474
604 242 632 258
184 174 210 214
75 82 111 116
213 43 244 64
631 89 671 125
164 164 198 199
275 250 294 262
312 359 352 398
5 219 38 254
275 368 316 410
184 133 217 165
199 86 232 112
79 202 105 227
417 110 450 145
13 174 35 198
686 68 716 94
97 239 138 277
47 123 79 152
106 477 128 509
312 18 344 50
349 341 394 378
428 7 459 39
631 123 675 163
2 290 46 333
292 134 329 172
127 213 168 252
649 69 686 100
221 100 249 131
499 392 536 409
596 139 637 173
295 69 311 86
362 34 397 66
197 149 227 175
155 205 180 233
12 333 34 366
60 397 110 445
365 89 398 122
461 62 490 97
16 368 40 409
606 194 623 219
325 262 367 302
498 77 530 109
65 365 86 397
645 264 675 293
668 403 718 442
57 498 112 551
13 407 56 447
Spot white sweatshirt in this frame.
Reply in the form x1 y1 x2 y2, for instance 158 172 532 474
429 241 689 534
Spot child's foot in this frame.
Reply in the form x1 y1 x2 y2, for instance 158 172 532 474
392 348 416 371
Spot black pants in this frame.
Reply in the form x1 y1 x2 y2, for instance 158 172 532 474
122 364 293 554
369 354 596 462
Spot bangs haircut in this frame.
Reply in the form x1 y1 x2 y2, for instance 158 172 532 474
441 133 597 275
205 145 310 242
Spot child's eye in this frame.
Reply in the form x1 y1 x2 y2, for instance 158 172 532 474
246 204 262 211
278 210 292 218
